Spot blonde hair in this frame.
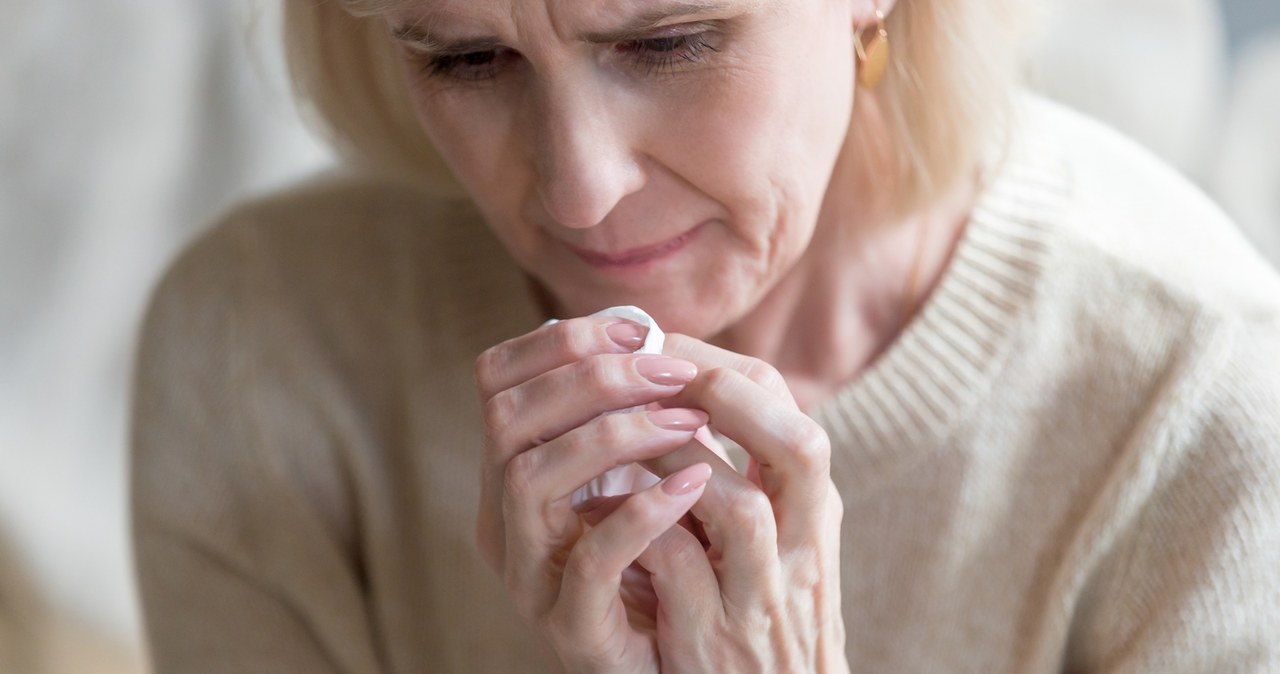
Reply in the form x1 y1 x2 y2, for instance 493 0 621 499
283 0 1023 210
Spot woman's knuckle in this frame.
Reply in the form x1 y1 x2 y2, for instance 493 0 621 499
503 452 539 501
472 350 493 393
549 320 594 360
473 345 508 395
594 414 629 450
743 357 785 393
701 366 737 395
651 531 702 569
565 543 609 585
579 354 623 393
725 486 773 526
483 388 517 425
787 552 823 589
482 391 519 446
784 420 831 476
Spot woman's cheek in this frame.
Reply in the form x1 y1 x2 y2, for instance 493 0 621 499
419 107 500 186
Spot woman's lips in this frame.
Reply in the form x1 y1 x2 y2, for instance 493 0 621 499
567 222 706 269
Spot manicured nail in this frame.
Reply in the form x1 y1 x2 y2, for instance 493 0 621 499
606 322 648 350
647 408 709 431
661 463 713 496
635 356 697 386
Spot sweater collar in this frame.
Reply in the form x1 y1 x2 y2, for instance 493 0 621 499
810 109 1070 491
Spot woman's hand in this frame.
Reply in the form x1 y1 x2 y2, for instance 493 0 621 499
630 334 849 673
474 316 716 672
474 319 847 673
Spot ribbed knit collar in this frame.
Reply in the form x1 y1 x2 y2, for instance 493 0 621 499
811 111 1070 491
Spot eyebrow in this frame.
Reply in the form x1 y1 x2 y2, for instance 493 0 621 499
392 27 499 55
581 1 732 43
392 0 731 53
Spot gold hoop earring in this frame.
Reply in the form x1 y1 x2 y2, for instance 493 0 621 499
854 9 890 88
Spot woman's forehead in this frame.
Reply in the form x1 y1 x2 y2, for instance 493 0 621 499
385 0 769 36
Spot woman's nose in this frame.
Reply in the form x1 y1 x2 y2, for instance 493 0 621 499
531 80 646 229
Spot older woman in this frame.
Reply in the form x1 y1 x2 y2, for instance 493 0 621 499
130 0 1280 671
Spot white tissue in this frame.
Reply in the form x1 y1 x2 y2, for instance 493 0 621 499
544 306 666 507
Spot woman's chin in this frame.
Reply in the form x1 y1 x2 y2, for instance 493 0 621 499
540 265 760 338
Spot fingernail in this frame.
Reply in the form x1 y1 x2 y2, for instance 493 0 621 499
647 408 709 431
635 356 697 386
661 463 712 496
606 322 647 350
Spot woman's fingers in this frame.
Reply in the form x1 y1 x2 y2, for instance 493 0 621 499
550 464 713 640
478 322 848 671
476 353 698 571
474 316 649 399
641 440 784 611
498 409 706 618
664 334 832 544
502 409 707 539
576 492 726 634
636 519 723 637
484 353 698 463
664 367 833 549
662 333 797 408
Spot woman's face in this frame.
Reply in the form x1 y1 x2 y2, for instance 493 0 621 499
391 0 858 336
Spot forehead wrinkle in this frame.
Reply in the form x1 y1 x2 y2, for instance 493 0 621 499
511 0 563 51
391 0 561 52
578 0 734 42
583 0 781 43
391 0 768 51
391 8 457 52
390 0 519 55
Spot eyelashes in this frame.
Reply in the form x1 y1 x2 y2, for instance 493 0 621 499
415 30 721 83
615 33 720 76
419 47 517 83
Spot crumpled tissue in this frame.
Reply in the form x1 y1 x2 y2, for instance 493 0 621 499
544 306 666 507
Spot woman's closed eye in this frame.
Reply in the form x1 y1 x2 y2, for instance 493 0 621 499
413 27 722 83
615 30 721 75
418 47 517 82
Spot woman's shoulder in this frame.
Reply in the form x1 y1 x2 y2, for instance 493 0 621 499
145 171 535 360
131 173 539 545
980 97 1280 466
135 172 540 459
164 171 495 296
1018 94 1280 321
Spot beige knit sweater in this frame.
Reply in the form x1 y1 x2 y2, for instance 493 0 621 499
131 97 1280 673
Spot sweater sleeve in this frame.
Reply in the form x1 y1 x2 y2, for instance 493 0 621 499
129 221 383 674
1071 320 1280 673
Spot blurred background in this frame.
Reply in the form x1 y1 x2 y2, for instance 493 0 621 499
1 0 1277 671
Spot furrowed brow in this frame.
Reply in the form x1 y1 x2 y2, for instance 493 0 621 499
582 1 732 43
393 25 501 54
392 0 735 52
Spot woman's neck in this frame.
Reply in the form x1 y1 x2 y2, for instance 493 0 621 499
709 175 976 412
